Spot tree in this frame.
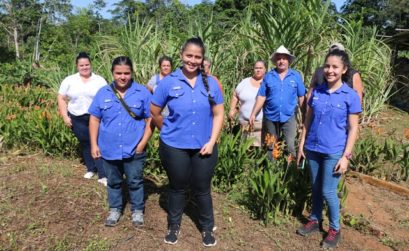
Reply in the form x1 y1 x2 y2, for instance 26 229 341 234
0 0 71 60
341 0 409 34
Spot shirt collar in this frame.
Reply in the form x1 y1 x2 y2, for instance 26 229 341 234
171 67 204 88
107 80 140 94
319 82 350 94
271 68 295 77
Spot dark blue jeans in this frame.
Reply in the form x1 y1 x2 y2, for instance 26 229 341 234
102 152 146 212
306 150 342 231
69 113 105 178
159 139 217 231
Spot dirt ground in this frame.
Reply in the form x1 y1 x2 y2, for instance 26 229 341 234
0 152 408 251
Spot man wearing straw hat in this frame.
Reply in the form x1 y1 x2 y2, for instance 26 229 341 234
250 45 306 160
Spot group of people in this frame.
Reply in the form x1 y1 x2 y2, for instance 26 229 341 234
57 37 363 249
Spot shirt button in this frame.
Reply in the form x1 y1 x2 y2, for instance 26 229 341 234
118 123 121 125
119 145 122 147
193 100 196 103
319 122 322 125
192 135 194 138
192 122 195 125
119 111 121 114
192 90 194 93
193 111 196 114
119 133 122 136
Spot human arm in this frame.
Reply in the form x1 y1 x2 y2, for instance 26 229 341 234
297 103 313 166
136 118 154 153
57 94 72 127
228 90 239 121
334 113 359 174
200 103 224 155
249 96 266 126
353 73 364 104
150 104 164 130
89 115 101 159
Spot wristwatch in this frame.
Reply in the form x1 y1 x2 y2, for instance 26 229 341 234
344 152 352 160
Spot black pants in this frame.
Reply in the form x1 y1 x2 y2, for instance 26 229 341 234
159 139 217 231
69 112 105 178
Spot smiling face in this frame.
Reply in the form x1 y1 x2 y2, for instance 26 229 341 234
324 55 347 85
160 60 172 76
76 58 92 77
180 43 204 77
253 61 266 80
274 54 290 73
112 64 132 91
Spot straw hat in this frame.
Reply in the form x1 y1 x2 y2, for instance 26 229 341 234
270 45 295 63
329 42 345 52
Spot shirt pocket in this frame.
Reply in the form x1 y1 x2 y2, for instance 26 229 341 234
99 101 116 120
331 101 347 125
129 100 144 118
169 88 185 98
200 88 216 99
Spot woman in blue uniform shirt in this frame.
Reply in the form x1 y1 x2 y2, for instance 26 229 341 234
151 37 224 247
296 49 362 249
89 56 153 228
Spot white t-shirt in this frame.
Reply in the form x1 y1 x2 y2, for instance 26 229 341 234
235 77 263 121
58 72 107 116
147 74 160 92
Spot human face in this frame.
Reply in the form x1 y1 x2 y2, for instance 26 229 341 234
181 44 204 77
112 64 132 91
274 54 289 73
324 55 347 85
253 62 266 80
160 60 172 76
77 58 92 77
203 60 211 74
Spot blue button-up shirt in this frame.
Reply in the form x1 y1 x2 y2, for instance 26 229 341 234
305 83 362 154
151 68 224 149
88 81 151 160
258 68 306 122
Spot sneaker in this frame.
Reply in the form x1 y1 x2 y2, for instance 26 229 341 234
202 231 217 247
98 177 107 186
131 210 144 227
105 209 121 227
296 219 321 236
321 228 341 249
164 224 180 245
83 171 95 179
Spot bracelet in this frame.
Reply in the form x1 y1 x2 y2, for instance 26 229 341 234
344 152 352 160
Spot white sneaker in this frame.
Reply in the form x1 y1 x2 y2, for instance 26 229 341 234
83 171 95 179
98 177 107 186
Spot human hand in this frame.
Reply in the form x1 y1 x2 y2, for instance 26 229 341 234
63 115 72 128
228 110 236 121
249 114 255 127
135 143 146 154
91 144 101 159
200 142 215 155
297 148 305 167
334 157 349 174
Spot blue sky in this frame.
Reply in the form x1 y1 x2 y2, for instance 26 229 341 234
71 0 346 19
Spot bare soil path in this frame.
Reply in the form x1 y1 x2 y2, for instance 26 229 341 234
0 152 408 251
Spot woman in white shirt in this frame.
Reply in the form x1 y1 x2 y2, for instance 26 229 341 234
57 52 107 185
228 60 266 146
